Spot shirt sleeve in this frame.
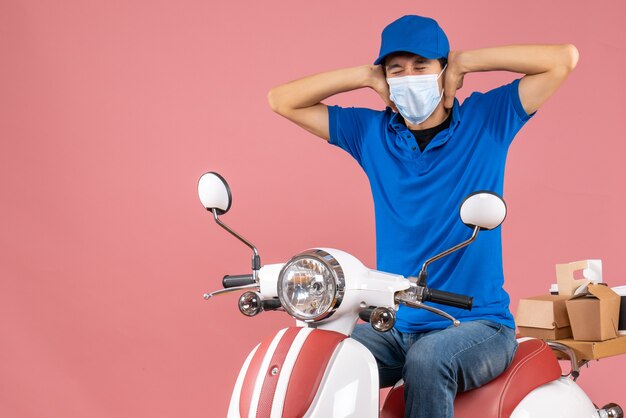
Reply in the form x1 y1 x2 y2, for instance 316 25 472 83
327 105 380 166
475 78 534 147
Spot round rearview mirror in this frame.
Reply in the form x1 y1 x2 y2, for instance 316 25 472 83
459 191 506 230
197 172 232 215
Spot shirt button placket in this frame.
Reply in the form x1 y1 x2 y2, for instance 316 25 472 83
403 133 417 154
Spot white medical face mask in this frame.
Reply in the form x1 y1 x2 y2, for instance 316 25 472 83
387 65 447 125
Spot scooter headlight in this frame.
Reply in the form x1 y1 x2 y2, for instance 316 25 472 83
277 249 345 322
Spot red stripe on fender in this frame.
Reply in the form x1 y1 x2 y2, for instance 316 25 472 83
255 327 301 418
239 332 275 418
282 329 348 418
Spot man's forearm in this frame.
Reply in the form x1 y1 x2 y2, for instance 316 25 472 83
267 65 377 113
445 44 579 113
452 44 578 76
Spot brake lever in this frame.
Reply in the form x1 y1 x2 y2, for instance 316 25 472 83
395 294 461 326
203 283 260 300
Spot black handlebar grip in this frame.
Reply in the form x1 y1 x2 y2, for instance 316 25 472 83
424 288 473 310
359 307 376 323
222 274 255 288
262 299 282 311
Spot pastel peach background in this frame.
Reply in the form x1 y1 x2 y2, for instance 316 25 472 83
1 0 625 417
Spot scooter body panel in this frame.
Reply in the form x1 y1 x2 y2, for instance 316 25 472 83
227 343 260 418
227 327 379 418
303 337 379 418
511 377 599 418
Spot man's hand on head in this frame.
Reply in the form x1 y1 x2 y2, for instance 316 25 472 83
368 65 398 113
443 51 465 109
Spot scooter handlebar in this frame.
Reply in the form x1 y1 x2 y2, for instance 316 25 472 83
262 299 282 310
423 288 473 310
222 274 255 288
358 306 376 323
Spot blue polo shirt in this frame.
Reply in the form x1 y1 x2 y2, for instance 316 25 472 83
328 79 532 333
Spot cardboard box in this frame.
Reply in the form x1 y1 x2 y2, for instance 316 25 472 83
553 335 626 360
516 295 572 340
556 259 601 296
612 286 626 335
565 284 620 341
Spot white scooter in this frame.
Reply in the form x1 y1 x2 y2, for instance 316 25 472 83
198 171 623 418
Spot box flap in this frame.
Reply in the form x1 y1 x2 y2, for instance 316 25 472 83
568 287 593 301
568 283 617 300
587 283 620 301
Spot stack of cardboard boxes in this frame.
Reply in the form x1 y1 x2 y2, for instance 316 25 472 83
516 260 626 360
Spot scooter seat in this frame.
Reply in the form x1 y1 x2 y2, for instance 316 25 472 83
380 338 562 418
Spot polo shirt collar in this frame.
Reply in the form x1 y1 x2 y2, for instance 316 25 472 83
388 98 461 150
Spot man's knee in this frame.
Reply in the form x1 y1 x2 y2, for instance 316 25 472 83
403 337 452 381
351 323 372 345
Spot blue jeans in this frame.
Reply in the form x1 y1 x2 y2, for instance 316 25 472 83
351 320 518 418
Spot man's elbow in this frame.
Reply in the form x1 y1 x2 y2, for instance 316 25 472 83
562 44 579 72
267 88 286 115
548 44 578 81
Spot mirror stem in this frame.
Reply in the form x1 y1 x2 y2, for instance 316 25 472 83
417 225 480 286
212 209 261 281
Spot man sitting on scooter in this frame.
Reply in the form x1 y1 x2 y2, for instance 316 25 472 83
267 14 578 418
